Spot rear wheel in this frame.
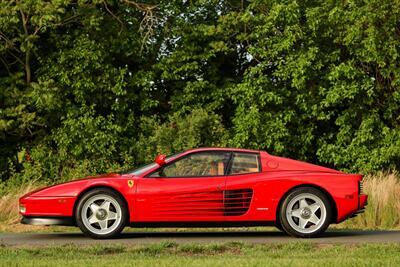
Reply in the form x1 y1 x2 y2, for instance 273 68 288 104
279 187 331 238
75 188 128 239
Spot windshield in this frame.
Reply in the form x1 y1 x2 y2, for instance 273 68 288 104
128 162 158 176
124 152 183 176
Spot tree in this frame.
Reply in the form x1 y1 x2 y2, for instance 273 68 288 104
1 0 400 188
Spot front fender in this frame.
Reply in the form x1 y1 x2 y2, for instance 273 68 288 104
19 177 136 220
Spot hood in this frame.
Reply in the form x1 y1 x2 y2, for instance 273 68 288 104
266 155 343 174
20 173 122 199
83 173 121 180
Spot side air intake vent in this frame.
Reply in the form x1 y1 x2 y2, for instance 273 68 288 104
224 189 253 216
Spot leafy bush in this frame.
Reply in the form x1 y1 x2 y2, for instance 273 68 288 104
135 109 227 163
1 0 400 188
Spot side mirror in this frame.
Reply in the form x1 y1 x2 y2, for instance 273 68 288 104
154 154 166 166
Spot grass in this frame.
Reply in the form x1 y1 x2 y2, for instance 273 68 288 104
0 182 50 233
337 171 400 229
0 242 400 266
1 171 399 232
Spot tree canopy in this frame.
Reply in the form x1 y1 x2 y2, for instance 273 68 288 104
1 0 400 187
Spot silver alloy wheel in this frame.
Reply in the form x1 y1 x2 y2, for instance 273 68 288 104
285 193 327 234
81 194 122 235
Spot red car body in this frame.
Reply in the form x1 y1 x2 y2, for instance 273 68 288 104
19 148 368 229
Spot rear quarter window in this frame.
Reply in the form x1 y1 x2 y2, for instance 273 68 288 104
229 152 260 175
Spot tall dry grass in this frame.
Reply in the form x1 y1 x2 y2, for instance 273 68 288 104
0 183 39 223
0 183 49 232
0 172 399 232
340 171 400 229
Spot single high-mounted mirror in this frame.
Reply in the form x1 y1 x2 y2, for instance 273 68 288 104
154 154 166 166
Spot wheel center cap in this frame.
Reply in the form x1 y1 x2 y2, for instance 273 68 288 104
96 209 108 220
301 208 311 219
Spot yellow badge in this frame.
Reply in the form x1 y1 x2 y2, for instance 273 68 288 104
128 180 134 188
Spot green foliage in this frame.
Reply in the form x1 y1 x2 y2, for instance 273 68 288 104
229 0 400 172
135 108 227 163
1 0 400 188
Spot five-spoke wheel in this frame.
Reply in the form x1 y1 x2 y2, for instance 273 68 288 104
279 187 331 237
76 188 128 239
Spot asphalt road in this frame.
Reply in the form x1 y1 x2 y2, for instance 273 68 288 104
1 230 400 246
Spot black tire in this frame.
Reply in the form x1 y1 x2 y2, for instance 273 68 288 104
279 187 332 238
75 188 128 239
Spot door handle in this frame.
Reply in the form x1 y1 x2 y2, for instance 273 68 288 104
217 185 222 190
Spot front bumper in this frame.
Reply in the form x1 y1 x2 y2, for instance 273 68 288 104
21 216 74 226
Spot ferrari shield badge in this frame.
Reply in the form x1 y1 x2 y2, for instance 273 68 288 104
127 180 134 188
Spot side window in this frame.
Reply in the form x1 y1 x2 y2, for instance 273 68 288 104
149 152 231 178
228 153 260 175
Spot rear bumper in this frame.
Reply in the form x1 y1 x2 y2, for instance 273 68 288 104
359 194 368 209
21 216 74 226
350 194 368 218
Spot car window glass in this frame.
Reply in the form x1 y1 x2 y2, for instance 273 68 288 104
149 152 231 177
228 153 260 175
123 152 183 176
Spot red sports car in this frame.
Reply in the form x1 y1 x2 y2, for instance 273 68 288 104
19 147 368 238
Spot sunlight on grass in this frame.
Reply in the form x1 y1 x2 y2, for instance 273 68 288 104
1 242 400 266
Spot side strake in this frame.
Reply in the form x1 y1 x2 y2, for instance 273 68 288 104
151 190 225 217
150 189 253 217
224 189 253 216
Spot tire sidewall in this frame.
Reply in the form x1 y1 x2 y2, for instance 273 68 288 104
279 187 332 238
75 188 128 239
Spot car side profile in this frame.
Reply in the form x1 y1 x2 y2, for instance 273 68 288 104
19 147 368 239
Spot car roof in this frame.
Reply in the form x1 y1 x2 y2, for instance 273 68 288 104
185 147 262 154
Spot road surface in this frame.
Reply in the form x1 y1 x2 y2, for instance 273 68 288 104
1 230 400 246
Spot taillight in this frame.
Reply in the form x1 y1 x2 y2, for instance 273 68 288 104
358 180 364 195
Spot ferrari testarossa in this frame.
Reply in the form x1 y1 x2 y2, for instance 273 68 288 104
19 147 368 238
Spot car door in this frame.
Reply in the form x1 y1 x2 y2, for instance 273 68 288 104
135 151 231 222
224 152 262 221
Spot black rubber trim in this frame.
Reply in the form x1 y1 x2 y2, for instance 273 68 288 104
21 216 74 226
130 221 275 228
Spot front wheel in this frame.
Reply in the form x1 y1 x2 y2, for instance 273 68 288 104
279 187 332 238
75 188 128 239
